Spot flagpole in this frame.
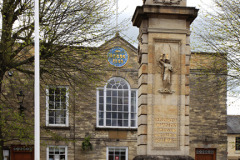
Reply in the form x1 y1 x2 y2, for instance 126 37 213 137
116 0 118 32
34 0 40 159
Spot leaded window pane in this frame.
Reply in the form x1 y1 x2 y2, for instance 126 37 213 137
196 149 214 154
99 112 104 118
106 120 111 126
118 105 122 111
99 89 104 96
99 97 104 103
48 147 67 160
124 105 128 112
107 147 127 160
113 91 117 96
236 137 240 150
112 113 117 118
47 86 68 126
131 120 135 127
112 105 117 111
106 112 111 118
97 78 137 128
99 119 103 126
107 91 111 96
99 104 104 111
107 105 111 111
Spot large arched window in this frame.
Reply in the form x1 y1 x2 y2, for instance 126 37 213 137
97 77 137 128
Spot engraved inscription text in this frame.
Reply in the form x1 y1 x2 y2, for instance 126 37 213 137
153 117 178 148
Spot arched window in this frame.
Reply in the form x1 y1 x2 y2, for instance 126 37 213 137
97 77 137 128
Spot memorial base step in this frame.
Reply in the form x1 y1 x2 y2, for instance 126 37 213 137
133 155 194 160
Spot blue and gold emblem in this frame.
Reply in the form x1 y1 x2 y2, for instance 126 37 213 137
107 47 128 67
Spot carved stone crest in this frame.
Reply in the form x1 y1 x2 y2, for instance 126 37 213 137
153 0 182 5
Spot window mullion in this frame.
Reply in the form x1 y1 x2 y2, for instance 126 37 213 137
96 89 99 127
114 148 115 160
66 87 69 127
106 147 109 160
46 88 49 126
128 89 131 128
54 89 56 125
104 87 106 127
126 147 129 160
136 89 138 128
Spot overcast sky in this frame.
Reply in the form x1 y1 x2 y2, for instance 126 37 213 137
117 0 204 46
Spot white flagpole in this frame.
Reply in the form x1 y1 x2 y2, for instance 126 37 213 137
116 0 118 32
34 0 40 159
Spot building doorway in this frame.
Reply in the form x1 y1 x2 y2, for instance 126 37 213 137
195 148 216 160
11 145 34 160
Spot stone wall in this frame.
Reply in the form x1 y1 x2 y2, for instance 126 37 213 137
1 38 228 160
0 35 139 160
189 53 227 160
38 35 139 160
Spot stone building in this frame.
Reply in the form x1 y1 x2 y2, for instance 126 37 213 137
1 0 227 160
1 35 227 160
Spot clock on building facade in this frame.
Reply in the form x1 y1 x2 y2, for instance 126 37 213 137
107 46 128 67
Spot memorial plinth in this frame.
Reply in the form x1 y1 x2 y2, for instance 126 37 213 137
132 0 198 159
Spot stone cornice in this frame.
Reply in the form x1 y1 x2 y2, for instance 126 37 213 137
132 5 199 27
148 28 191 35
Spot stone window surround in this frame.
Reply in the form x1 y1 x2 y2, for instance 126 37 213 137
46 146 68 160
106 146 128 160
46 85 69 127
96 77 138 129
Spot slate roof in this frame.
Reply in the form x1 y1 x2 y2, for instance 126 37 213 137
227 115 240 134
99 32 137 53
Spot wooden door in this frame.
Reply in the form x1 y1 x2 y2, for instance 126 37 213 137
195 148 216 160
13 152 33 160
11 145 34 160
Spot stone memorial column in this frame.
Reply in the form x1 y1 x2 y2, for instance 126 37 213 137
132 0 198 159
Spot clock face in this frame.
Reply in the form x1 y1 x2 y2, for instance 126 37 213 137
107 47 128 67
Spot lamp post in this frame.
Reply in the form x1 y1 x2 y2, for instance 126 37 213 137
17 91 25 115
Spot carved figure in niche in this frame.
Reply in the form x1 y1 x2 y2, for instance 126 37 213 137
158 52 175 94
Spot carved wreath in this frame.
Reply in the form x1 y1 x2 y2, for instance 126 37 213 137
153 0 182 4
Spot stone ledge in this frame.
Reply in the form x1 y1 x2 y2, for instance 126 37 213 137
132 6 199 27
44 126 71 130
95 127 137 131
133 156 194 160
